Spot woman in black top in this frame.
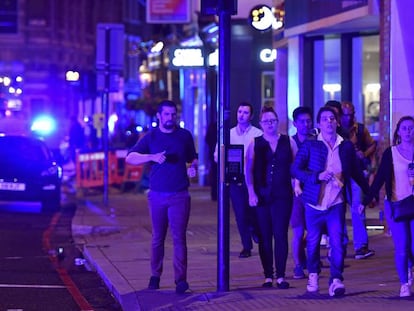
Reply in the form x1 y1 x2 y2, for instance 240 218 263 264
246 106 294 289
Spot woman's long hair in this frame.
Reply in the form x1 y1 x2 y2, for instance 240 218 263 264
392 115 414 145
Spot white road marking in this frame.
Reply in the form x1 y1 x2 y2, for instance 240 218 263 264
0 284 66 289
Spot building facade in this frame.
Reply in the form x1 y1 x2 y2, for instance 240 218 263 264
273 0 414 150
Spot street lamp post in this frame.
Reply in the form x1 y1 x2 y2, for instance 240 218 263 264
66 70 80 117
201 0 236 292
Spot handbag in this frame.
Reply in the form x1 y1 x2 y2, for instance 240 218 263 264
390 152 414 222
390 195 414 222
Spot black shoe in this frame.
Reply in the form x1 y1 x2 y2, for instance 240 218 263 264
175 280 189 294
262 277 273 288
148 276 160 289
239 249 252 258
276 278 290 289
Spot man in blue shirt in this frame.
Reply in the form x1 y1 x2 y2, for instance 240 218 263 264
126 100 198 294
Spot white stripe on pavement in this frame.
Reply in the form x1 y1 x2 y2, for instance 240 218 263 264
0 284 66 289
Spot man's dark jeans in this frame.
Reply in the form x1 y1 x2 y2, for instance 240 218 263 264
148 190 191 283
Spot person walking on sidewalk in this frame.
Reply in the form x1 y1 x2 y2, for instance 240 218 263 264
291 106 370 297
245 106 294 289
341 101 377 260
214 102 263 258
290 106 315 279
363 115 414 297
126 100 198 294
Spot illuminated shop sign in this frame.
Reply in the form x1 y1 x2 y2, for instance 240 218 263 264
260 49 277 63
168 47 277 69
249 5 275 31
169 47 205 69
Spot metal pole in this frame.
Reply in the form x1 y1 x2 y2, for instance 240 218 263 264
96 23 123 208
102 29 111 207
217 0 232 292
102 89 109 207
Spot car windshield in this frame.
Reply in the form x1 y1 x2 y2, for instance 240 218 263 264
0 137 50 162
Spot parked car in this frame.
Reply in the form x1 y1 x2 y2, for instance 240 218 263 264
0 135 62 212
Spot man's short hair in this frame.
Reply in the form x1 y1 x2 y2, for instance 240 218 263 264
317 106 338 123
238 102 254 115
325 100 342 116
292 106 312 121
157 100 177 113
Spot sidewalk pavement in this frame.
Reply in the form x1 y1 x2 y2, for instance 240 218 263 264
72 186 414 311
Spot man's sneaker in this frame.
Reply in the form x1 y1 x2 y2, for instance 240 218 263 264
329 278 346 297
148 276 160 289
239 249 252 258
307 273 319 292
175 280 189 294
354 247 375 260
400 283 411 297
293 265 306 279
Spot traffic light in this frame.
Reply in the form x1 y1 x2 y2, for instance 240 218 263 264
0 0 18 33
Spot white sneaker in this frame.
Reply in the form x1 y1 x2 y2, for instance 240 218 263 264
408 268 413 286
400 283 411 297
307 273 319 292
329 278 346 297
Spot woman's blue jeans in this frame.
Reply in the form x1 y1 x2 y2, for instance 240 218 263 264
384 200 414 284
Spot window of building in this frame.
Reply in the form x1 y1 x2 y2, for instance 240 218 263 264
356 35 380 137
313 37 341 118
312 34 379 136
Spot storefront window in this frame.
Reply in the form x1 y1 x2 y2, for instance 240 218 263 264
357 35 380 137
313 34 379 137
313 37 341 117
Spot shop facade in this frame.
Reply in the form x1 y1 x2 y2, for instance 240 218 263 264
273 0 414 147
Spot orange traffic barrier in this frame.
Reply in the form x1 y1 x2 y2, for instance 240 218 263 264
76 151 105 189
75 150 143 193
114 150 144 191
